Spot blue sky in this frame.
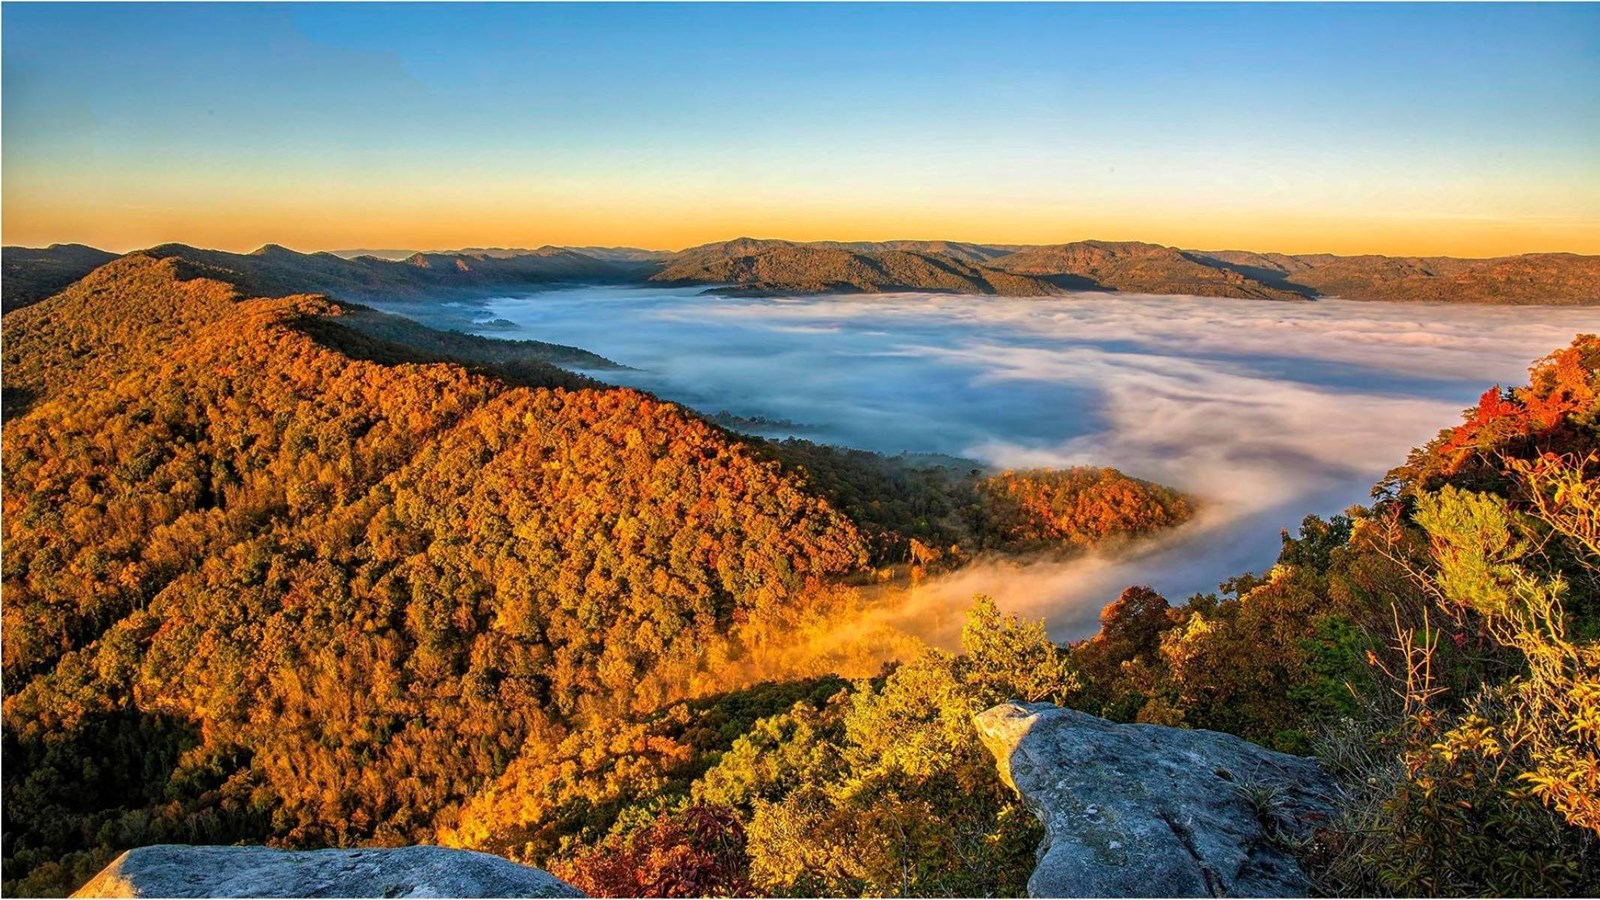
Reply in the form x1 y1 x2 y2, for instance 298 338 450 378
4 2 1598 254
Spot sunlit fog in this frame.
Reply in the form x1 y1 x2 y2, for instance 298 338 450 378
390 287 1596 640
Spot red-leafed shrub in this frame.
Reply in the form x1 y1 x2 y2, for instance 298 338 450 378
555 803 752 898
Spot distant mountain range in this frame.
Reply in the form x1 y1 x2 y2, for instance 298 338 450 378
4 237 1597 313
329 246 673 264
650 238 1057 296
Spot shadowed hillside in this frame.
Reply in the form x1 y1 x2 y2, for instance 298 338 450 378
1 244 119 313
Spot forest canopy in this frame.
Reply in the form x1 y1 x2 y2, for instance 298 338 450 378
0 252 1194 896
3 250 1595 897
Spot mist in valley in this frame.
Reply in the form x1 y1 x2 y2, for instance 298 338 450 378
389 287 1597 642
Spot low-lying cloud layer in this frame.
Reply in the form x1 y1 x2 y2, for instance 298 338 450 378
418 287 1595 640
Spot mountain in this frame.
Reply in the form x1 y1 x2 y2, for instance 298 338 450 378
126 242 646 301
4 240 1597 897
529 245 673 265
650 238 1600 303
0 247 1195 896
1 243 120 313
652 239 1060 296
985 240 1312 301
0 251 869 891
405 245 667 275
5 239 1596 313
325 248 423 260
396 246 647 280
808 240 1014 264
327 246 672 266
1204 250 1600 305
0 251 613 423
651 237 797 271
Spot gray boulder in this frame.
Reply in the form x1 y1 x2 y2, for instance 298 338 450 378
975 702 1338 898
71 845 584 898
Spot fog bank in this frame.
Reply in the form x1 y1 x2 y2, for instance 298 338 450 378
394 287 1595 641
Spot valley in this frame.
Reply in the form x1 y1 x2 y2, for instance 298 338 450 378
2 243 1597 897
379 284 1600 639
7 4 1599 895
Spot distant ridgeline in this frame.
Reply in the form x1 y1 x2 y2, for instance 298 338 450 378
2 244 1598 898
5 236 1599 315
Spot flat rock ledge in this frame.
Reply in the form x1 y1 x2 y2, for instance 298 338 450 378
975 702 1338 898
71 844 584 898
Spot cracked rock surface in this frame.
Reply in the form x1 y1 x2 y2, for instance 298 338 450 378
71 845 585 898
975 702 1338 898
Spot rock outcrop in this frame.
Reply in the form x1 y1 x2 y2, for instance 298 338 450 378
975 702 1338 898
71 845 584 898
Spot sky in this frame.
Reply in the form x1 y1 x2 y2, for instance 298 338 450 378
4 2 1599 256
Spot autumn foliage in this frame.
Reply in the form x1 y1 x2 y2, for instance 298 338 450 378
0 256 870 891
554 803 752 898
1388 334 1600 497
976 467 1193 550
0 254 1188 896
9 247 1591 898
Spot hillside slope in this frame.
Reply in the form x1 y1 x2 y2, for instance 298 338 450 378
0 254 873 888
0 253 613 420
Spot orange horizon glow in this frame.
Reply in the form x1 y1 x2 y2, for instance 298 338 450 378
7 201 1599 259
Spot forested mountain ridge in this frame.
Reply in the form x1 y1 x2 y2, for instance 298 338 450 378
1192 248 1600 305
6 239 1597 311
138 242 649 299
649 241 1060 297
0 254 871 891
985 240 1312 300
653 237 1600 302
326 246 671 264
0 250 1195 896
810 239 1015 264
0 242 650 316
0 252 615 420
2 255 241 415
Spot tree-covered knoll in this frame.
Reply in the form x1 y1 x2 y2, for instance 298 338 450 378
761 438 1192 567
